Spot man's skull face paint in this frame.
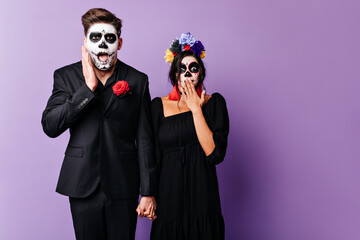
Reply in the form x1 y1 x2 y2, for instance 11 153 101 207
86 23 119 71
179 56 200 87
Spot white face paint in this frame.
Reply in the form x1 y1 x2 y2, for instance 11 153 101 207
178 56 200 88
86 23 119 70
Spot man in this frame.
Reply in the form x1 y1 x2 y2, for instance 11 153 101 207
42 8 157 240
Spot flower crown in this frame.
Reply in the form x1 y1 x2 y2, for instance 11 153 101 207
164 32 205 63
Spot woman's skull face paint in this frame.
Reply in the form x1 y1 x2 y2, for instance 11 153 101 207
86 23 119 70
179 56 200 87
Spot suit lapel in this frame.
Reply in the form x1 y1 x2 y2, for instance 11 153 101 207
104 60 129 116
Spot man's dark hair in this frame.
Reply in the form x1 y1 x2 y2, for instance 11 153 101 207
169 51 206 87
82 8 122 37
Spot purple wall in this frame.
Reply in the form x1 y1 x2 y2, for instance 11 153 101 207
1 0 360 239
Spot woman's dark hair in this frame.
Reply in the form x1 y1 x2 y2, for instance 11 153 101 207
169 51 206 87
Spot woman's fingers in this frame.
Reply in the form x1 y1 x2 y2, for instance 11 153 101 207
180 86 187 99
148 205 154 218
184 80 192 95
149 214 157 221
200 90 206 106
201 90 206 100
187 80 195 95
181 84 187 96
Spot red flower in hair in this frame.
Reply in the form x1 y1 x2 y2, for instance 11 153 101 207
113 81 130 97
183 45 191 51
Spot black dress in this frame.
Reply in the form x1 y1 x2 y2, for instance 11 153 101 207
150 93 229 240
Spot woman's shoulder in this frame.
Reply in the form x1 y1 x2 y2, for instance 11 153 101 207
155 96 171 106
151 96 166 104
206 92 226 106
204 92 228 123
151 97 164 113
210 92 225 100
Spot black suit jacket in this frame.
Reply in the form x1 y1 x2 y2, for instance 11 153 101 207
42 60 157 199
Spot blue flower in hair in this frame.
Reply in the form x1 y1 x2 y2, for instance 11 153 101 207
178 32 196 47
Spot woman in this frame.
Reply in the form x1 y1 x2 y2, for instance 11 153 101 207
150 33 229 240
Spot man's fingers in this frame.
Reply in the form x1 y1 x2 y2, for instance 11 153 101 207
81 46 91 66
144 209 150 216
81 46 86 63
138 196 157 219
81 45 92 73
143 205 152 216
136 207 140 215
137 206 145 218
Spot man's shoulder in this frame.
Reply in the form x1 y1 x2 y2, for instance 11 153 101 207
119 61 148 81
55 61 82 75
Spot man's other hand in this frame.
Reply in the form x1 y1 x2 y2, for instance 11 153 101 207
136 196 157 221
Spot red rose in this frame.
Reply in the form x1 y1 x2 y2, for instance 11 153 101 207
183 45 191 51
112 81 130 97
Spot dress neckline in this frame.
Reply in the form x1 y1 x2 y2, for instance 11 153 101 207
159 93 216 119
163 110 192 119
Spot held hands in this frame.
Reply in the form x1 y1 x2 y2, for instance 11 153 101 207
180 79 206 113
81 45 97 92
136 196 157 221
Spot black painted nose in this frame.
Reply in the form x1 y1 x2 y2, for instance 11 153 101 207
185 71 192 77
99 42 108 49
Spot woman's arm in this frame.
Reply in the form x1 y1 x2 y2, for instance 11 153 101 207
180 80 215 156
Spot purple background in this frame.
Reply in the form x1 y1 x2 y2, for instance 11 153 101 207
1 0 359 239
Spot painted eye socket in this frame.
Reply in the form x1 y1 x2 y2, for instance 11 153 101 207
105 33 117 44
180 64 186 74
89 32 102 43
190 66 198 73
189 62 199 73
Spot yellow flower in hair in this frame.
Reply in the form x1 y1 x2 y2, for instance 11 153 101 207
200 51 206 59
164 49 174 63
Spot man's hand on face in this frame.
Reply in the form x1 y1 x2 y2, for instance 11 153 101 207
136 196 157 221
82 45 97 92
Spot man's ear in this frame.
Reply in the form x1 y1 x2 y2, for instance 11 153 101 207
83 37 87 49
118 38 123 50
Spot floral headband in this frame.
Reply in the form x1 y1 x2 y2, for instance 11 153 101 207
164 32 205 63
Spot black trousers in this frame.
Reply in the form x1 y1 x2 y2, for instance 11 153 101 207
69 185 138 240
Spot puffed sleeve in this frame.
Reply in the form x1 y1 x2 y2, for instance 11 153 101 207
151 97 163 167
205 93 230 165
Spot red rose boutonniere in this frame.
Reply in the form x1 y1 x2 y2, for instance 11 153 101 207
112 81 131 97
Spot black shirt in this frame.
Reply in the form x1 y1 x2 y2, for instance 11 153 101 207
95 63 119 109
